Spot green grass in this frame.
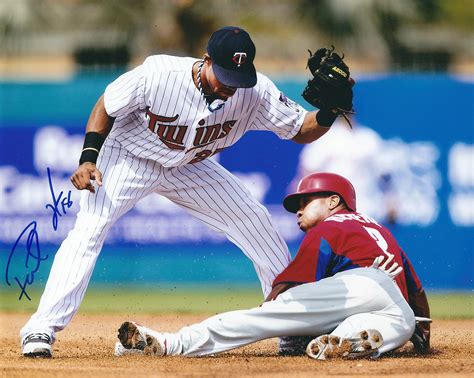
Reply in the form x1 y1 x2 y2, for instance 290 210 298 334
1 286 472 318
425 292 473 319
0 285 264 314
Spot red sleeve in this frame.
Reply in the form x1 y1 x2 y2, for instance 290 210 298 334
401 250 430 318
272 227 330 287
401 250 423 294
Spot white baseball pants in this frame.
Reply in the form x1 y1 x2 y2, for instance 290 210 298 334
152 268 415 356
21 139 290 342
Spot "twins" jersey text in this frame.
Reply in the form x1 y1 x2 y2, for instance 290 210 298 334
146 109 236 153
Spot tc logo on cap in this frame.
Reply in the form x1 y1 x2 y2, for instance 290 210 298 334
207 26 257 88
232 52 247 67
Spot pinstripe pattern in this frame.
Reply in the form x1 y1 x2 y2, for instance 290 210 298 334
104 55 306 166
159 159 291 295
21 141 165 337
21 54 305 341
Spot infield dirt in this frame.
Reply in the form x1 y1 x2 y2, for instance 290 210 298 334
1 313 472 377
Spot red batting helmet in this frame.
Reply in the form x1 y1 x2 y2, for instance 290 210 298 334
283 172 356 213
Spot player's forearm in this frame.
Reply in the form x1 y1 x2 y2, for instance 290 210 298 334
409 288 430 318
85 95 115 136
79 95 115 166
292 111 331 144
409 288 431 351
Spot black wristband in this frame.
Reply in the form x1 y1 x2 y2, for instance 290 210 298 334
79 132 106 165
316 109 338 128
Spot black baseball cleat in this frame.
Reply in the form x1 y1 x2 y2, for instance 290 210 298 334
116 321 166 356
22 333 53 358
278 335 316 356
306 329 383 360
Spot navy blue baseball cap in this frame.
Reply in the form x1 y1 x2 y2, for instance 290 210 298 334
207 26 257 88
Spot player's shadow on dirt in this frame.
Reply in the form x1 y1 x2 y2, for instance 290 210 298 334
379 346 441 359
214 346 441 359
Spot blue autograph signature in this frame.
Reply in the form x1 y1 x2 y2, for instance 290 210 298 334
5 168 74 300
5 221 48 301
45 167 73 231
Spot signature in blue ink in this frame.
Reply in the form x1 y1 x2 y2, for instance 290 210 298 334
45 167 73 231
5 221 48 301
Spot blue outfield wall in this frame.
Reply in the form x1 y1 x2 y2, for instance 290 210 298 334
0 72 473 292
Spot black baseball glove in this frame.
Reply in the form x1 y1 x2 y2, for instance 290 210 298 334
302 46 355 126
410 320 431 353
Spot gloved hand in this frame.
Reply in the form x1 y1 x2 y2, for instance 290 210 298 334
410 317 432 353
302 46 355 127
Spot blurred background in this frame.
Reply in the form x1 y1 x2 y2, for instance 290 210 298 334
0 0 473 315
1 0 473 76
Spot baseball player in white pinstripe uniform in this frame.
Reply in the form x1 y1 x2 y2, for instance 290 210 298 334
21 26 353 358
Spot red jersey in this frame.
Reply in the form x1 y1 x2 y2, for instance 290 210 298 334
273 209 423 301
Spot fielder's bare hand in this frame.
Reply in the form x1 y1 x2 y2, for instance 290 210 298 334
70 162 103 193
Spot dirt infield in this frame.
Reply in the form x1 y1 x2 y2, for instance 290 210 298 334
1 313 472 377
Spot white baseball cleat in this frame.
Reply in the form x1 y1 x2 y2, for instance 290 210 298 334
306 329 383 360
114 341 145 356
116 321 166 357
22 332 53 358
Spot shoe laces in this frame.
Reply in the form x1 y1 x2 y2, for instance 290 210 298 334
24 333 51 344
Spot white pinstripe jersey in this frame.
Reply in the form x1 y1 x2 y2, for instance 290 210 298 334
104 55 307 167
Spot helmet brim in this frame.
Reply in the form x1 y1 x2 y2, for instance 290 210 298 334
283 193 302 214
283 189 329 213
283 189 356 213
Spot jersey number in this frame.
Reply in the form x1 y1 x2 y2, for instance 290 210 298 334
363 226 394 260
189 147 227 164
